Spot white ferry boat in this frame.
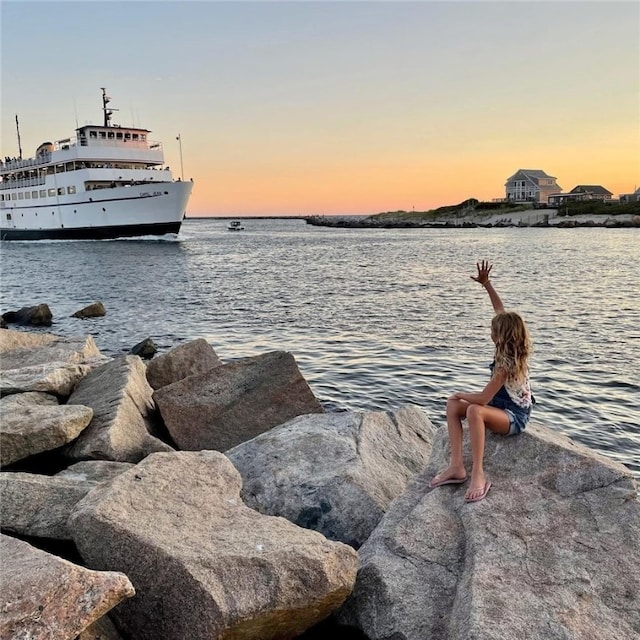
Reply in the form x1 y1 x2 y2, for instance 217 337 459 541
0 89 193 240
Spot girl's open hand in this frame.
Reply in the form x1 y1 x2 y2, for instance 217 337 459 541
472 260 493 285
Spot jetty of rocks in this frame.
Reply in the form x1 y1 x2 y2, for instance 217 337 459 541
1 325 638 640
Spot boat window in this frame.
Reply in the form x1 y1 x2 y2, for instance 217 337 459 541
11 193 17 200
56 164 64 173
140 134 146 141
116 132 123 139
67 186 76 194
90 131 97 138
124 133 131 140
25 192 31 199
132 134 139 140
57 187 65 196
40 190 46 197
18 192 24 200
108 131 115 139
32 191 38 199
99 132 106 139
48 188 56 196
66 162 74 171
6 213 11 220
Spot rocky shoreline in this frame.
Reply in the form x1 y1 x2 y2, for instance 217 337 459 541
305 206 640 229
1 322 639 639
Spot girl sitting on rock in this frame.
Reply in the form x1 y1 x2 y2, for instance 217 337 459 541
429 260 533 503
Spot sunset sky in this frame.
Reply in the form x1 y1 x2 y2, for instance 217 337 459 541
1 1 638 217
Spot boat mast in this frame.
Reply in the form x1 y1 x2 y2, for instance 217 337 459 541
101 88 118 127
15 114 23 159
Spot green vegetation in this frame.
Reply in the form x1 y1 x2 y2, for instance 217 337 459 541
557 200 640 217
373 199 534 222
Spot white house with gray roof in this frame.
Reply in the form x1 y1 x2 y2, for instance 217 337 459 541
505 169 562 203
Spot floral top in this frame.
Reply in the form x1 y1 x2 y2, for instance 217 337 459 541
490 361 533 410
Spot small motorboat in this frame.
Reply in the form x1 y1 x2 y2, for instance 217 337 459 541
227 220 245 231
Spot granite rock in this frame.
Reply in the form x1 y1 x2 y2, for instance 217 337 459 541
68 450 358 640
227 404 436 547
338 423 640 640
154 350 324 451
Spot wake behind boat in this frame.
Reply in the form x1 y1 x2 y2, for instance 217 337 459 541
0 89 193 240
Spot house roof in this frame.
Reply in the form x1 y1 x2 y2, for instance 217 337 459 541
519 169 555 179
569 185 613 195
505 169 558 186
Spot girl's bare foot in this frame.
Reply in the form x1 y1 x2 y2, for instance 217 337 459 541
428 465 467 488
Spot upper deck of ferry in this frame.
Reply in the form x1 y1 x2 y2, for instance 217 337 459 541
1 125 164 175
2 89 166 175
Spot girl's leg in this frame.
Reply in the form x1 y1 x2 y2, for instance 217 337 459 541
465 405 510 500
429 397 469 486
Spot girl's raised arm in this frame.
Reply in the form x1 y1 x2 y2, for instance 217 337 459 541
471 260 505 313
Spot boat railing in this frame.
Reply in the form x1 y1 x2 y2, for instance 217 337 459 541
0 175 47 190
1 137 163 172
1 153 52 172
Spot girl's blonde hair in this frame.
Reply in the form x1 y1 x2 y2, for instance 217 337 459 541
491 311 531 383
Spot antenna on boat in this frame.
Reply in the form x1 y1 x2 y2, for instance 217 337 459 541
15 114 23 159
101 87 118 127
73 96 79 128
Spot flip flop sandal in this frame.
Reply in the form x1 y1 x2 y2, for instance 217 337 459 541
464 480 492 503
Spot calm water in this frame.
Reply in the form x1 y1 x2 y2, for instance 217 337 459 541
1 219 639 478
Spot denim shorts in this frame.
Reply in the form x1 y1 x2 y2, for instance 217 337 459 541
488 397 531 436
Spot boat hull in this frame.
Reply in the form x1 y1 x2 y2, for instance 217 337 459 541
1 180 192 241
0 220 182 241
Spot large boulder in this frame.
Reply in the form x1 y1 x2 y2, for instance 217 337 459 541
0 329 102 362
130 337 157 360
338 424 640 640
154 350 323 451
145 337 222 390
1 462 133 540
72 301 106 319
227 404 436 548
0 329 108 396
2 303 53 326
68 451 358 640
0 393 93 467
0 534 134 640
65 356 173 462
